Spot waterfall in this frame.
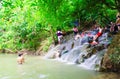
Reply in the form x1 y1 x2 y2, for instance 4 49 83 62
79 49 107 70
60 44 89 63
45 32 111 70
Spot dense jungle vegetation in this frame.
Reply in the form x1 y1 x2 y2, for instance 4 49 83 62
0 0 120 53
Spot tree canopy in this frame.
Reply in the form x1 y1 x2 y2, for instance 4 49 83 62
0 0 119 53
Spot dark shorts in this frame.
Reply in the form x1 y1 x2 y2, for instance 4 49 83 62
117 24 120 26
74 31 78 35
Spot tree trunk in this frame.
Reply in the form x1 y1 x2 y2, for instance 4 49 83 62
50 25 56 45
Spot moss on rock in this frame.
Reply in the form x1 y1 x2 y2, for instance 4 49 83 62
100 31 120 72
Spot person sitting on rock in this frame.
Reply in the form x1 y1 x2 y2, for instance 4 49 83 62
88 36 98 45
93 26 103 41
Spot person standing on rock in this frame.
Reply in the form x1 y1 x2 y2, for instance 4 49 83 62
72 26 78 36
56 28 63 44
72 26 79 40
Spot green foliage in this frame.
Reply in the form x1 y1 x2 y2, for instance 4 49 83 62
109 47 120 64
110 42 120 64
107 32 120 65
42 37 53 52
0 0 120 53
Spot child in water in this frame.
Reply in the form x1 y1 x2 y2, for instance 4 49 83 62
17 53 25 64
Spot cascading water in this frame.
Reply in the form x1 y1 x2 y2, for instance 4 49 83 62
60 44 89 63
45 32 111 71
79 49 107 70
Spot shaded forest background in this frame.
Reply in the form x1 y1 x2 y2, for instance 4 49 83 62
0 0 119 53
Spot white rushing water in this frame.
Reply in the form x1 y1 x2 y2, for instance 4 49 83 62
79 49 107 70
45 32 111 70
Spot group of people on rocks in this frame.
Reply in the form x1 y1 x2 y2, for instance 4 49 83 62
106 13 120 34
56 12 120 45
56 25 104 45
74 25 103 45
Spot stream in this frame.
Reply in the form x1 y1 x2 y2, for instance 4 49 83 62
0 54 119 79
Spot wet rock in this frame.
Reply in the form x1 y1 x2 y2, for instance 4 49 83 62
100 31 120 72
76 54 86 64
59 50 69 57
